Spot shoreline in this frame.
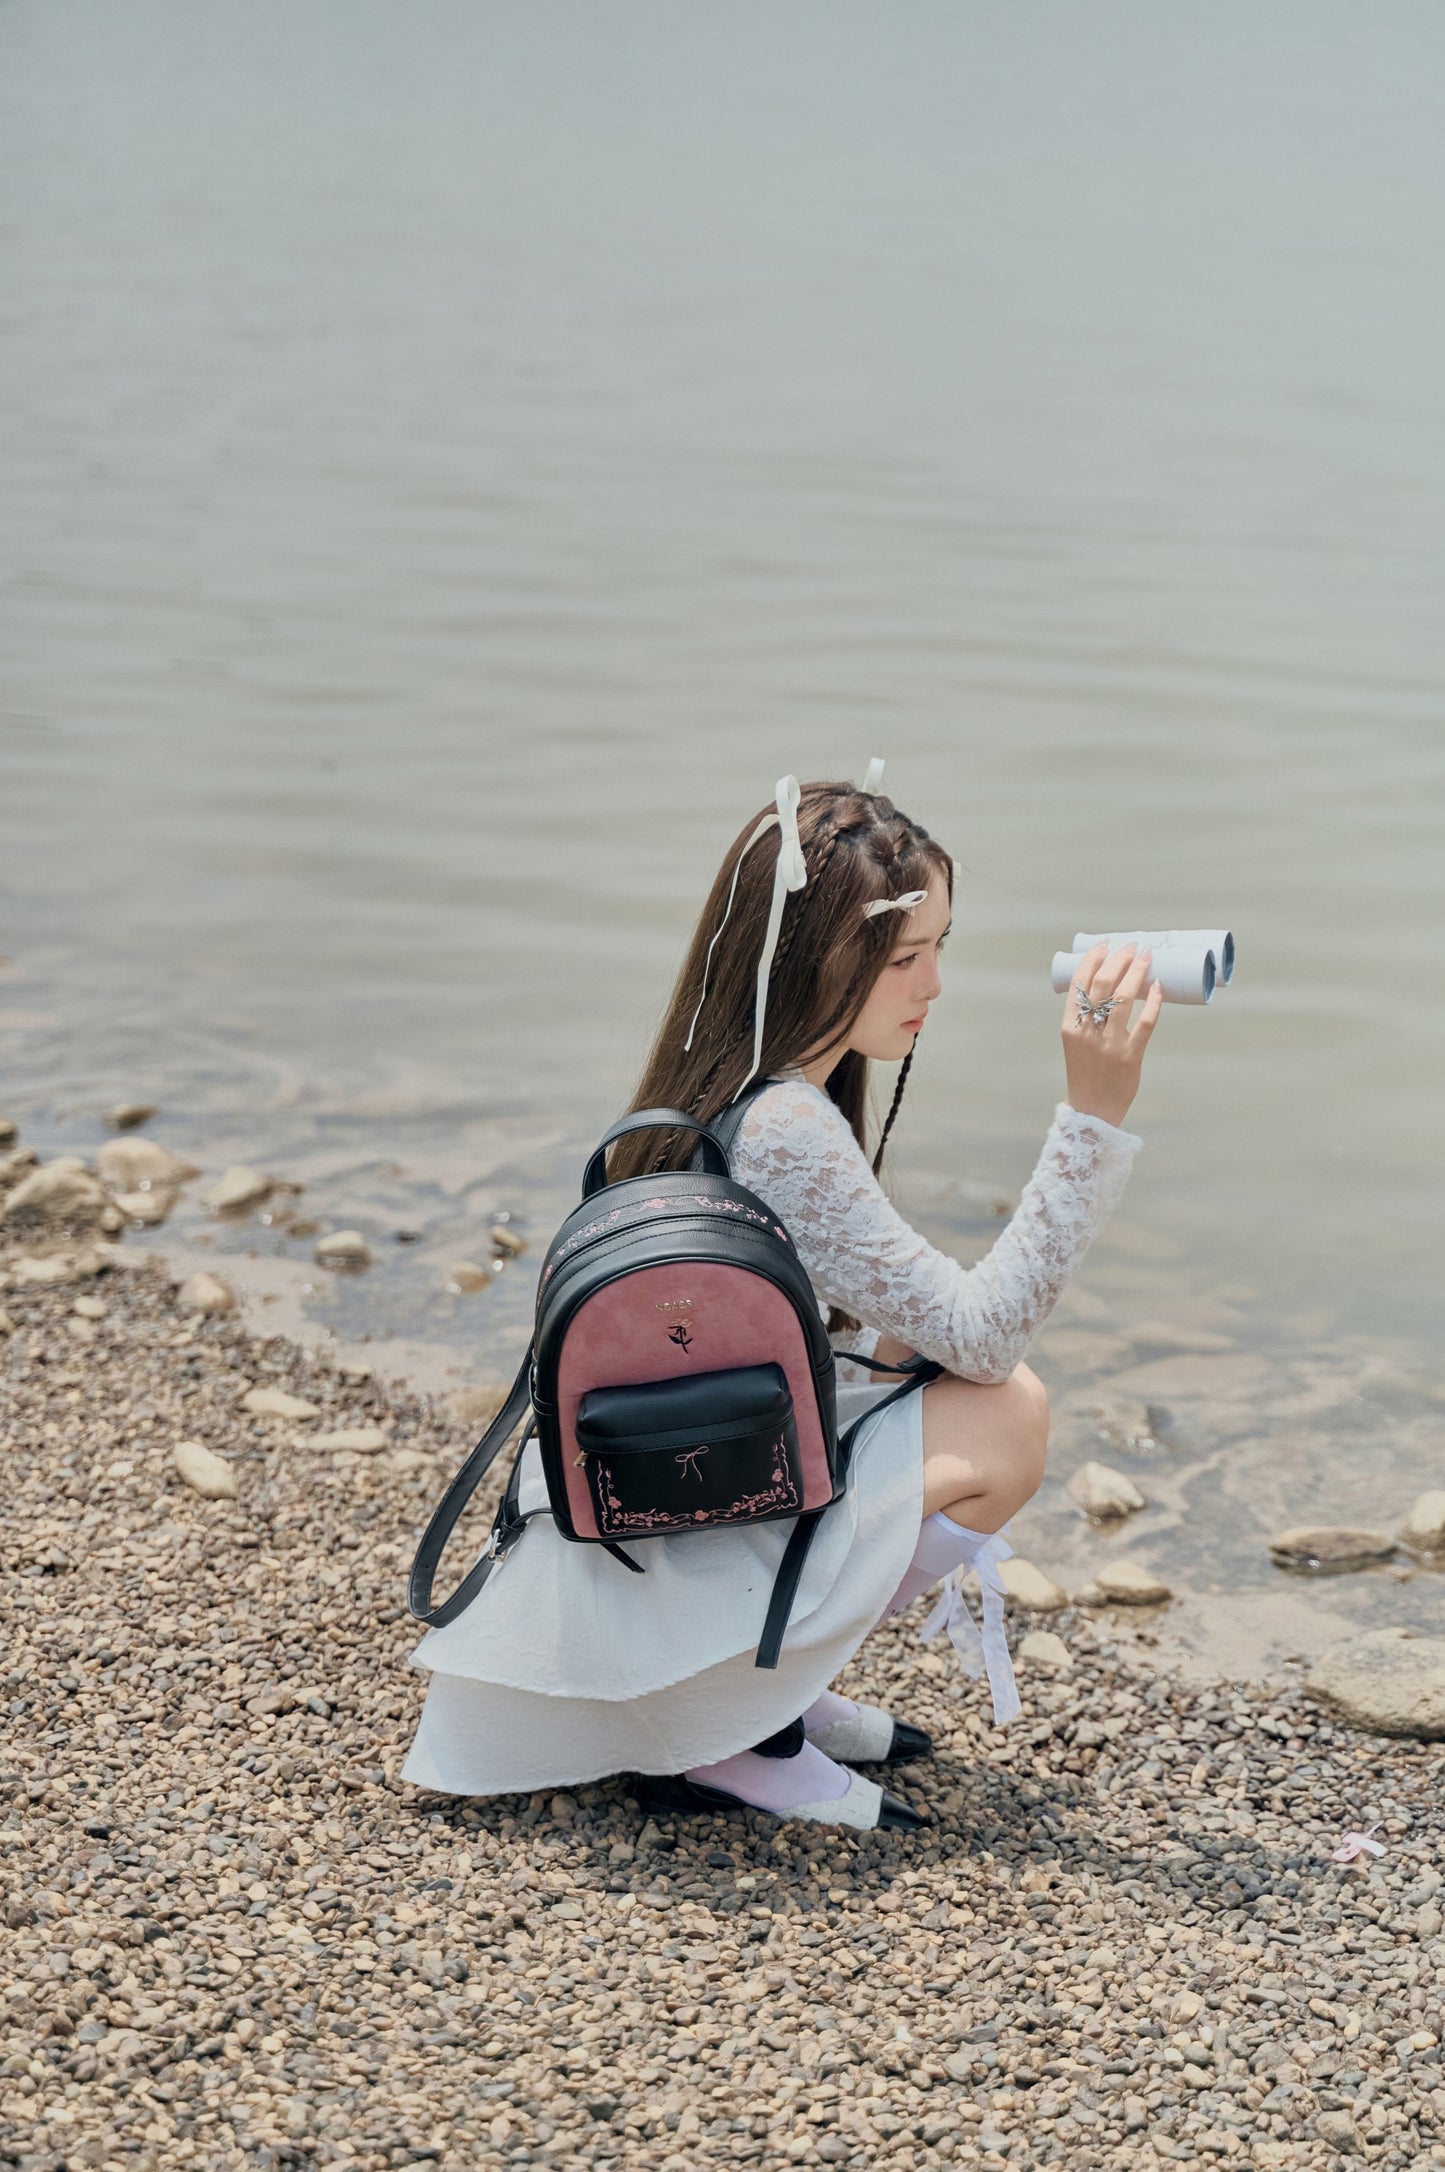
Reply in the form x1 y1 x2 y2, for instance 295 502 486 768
5 1105 1443 1688
4 1258 1444 2171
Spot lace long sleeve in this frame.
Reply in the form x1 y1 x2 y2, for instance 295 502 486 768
731 1076 1142 1385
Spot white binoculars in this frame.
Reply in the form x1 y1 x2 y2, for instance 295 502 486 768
1050 928 1236 1007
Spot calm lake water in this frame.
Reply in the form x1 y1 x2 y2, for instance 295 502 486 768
4 2 1443 1669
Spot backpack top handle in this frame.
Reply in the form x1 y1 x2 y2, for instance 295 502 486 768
581 1107 732 1200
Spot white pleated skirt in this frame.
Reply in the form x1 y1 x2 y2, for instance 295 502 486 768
401 1375 925 1798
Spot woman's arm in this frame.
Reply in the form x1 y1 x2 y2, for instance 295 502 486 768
735 1079 1141 1384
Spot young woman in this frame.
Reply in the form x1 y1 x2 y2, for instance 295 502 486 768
402 768 1161 1831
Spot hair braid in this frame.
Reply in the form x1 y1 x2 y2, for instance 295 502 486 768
636 1046 732 1176
766 815 847 986
870 1044 915 1177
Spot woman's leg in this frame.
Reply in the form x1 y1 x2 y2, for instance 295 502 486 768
869 1335 1050 1529
805 1356 1049 1752
916 1362 1050 1530
875 1360 1048 1620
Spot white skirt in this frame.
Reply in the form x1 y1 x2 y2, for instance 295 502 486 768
401 1375 925 1797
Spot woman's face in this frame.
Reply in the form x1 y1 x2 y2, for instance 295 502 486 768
802 865 951 1081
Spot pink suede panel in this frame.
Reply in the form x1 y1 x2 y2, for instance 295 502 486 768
554 1261 831 1538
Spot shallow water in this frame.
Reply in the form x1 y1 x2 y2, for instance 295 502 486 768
4 2 1443 1670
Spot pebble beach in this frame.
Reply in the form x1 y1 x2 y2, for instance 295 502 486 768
8 5 1445 2162
5 1230 1445 2172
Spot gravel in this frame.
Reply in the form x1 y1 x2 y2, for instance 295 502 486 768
4 1258 1445 2172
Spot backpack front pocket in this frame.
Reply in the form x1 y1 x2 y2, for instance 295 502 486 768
575 1362 801 1538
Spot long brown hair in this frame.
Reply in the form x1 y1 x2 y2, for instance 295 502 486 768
609 777 953 1188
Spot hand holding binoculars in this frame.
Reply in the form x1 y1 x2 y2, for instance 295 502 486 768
1050 929 1237 1006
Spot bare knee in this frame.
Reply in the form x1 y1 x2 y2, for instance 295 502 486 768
921 1360 1050 1525
1006 1362 1050 1502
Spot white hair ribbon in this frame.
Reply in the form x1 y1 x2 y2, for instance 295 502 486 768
858 756 886 795
863 887 927 920
682 776 808 1086
738 775 806 1090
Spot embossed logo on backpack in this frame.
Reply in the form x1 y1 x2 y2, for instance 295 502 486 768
657 1297 696 1351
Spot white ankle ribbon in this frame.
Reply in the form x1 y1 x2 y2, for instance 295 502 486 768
919 1530 1022 1727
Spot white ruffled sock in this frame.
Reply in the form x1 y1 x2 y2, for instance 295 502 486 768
882 1510 1023 1727
685 1740 852 1813
883 1509 998 1619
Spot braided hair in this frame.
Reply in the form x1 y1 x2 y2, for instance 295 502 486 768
609 777 952 1189
871 1043 915 1178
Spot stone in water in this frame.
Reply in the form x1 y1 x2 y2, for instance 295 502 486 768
203 1165 275 1213
1092 1560 1172 1605
104 1102 158 1130
998 1557 1068 1611
1084 1398 1159 1451
314 1229 372 1269
97 1137 198 1191
1269 1527 1396 1575
1068 1460 1146 1519
1400 1491 1445 1555
113 1188 176 1226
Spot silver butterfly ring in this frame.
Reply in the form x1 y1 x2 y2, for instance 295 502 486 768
1073 982 1121 1028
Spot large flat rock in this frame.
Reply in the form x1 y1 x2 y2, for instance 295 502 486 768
1270 1526 1396 1575
1307 1628 1445 1739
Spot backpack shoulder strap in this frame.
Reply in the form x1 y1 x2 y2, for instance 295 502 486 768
688 1073 779 1171
754 1356 943 1669
408 1348 534 1627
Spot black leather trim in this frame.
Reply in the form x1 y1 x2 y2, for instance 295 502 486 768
576 1363 791 1450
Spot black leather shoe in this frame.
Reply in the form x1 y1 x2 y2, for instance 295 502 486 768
886 1719 934 1764
803 1702 935 1766
876 1789 929 1831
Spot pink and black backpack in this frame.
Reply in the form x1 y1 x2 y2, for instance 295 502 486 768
408 1080 939 1668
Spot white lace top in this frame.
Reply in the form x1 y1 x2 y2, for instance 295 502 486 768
730 1071 1142 1385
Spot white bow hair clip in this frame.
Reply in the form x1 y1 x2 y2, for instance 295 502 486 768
863 888 927 919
